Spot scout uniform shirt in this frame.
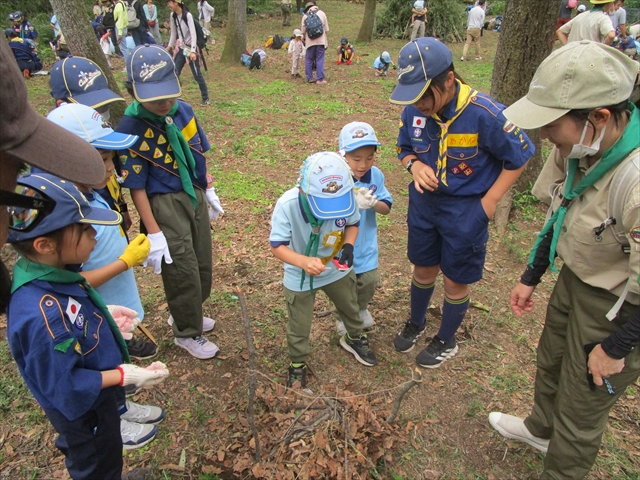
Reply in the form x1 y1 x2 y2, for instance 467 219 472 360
270 188 361 292
353 166 392 275
116 100 209 196
532 146 640 305
397 81 534 196
8 277 124 421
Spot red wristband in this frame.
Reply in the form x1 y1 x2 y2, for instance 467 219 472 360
117 365 125 386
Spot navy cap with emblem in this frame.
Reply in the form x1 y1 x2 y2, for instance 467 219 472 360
50 56 124 109
8 173 122 243
389 37 453 106
128 44 181 102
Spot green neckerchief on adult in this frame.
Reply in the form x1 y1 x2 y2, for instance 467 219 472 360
299 193 324 293
124 100 198 208
11 257 130 363
528 102 640 273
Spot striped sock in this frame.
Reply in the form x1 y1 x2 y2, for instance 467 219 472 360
410 278 435 328
437 294 470 344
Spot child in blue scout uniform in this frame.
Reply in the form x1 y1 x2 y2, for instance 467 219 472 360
270 152 379 389
6 173 169 480
389 37 533 368
5 29 42 78
117 44 221 360
335 122 393 335
336 37 355 64
8 11 38 47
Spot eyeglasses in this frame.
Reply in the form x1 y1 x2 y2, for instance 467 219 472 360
1 186 55 233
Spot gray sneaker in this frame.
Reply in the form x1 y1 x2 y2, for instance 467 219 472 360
174 335 219 359
121 400 165 424
337 309 375 336
120 419 157 450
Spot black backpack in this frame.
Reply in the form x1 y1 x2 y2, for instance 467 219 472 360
101 7 115 28
173 11 207 51
304 8 324 39
271 34 284 50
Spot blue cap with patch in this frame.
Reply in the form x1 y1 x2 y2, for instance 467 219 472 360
389 37 453 105
8 173 122 243
128 44 181 102
338 122 381 153
46 104 138 150
298 152 356 220
50 56 124 109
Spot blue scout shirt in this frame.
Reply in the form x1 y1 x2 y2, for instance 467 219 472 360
14 20 38 42
8 279 123 421
8 38 40 65
397 84 534 196
353 166 392 275
270 188 361 292
117 100 209 197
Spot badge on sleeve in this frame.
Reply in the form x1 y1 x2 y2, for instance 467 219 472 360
630 226 640 243
412 116 427 128
66 297 81 325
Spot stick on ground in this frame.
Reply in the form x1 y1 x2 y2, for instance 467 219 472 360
386 368 423 423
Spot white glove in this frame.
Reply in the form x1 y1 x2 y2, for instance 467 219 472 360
206 186 224 220
144 232 173 274
354 188 378 210
107 305 141 340
117 361 169 387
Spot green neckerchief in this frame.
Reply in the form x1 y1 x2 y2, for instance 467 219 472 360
124 100 198 208
11 257 130 363
528 102 640 273
299 194 324 293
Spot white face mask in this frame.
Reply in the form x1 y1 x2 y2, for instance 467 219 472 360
567 119 606 159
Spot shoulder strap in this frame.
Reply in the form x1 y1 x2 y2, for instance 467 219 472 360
607 146 640 247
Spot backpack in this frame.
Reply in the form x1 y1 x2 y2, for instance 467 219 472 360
240 53 251 67
101 7 115 28
304 8 324 39
567 0 578 8
126 0 140 29
172 12 207 51
271 34 284 50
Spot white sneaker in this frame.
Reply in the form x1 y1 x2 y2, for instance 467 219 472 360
336 310 375 336
120 419 157 450
475 56 482 60
488 412 549 453
168 315 215 332
460 56 465 61
121 400 165 424
174 335 219 359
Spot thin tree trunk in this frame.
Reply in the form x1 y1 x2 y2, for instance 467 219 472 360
356 0 377 43
50 0 126 126
220 0 247 65
489 0 560 227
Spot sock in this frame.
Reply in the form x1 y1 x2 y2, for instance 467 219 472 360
437 294 470 344
410 278 435 328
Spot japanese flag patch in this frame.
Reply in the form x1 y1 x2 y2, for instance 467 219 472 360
66 297 83 329
412 116 427 128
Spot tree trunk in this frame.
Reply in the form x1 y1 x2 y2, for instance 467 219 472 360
489 0 560 228
220 0 247 65
356 0 377 43
50 0 126 127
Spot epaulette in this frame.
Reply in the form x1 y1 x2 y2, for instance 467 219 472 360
469 92 504 118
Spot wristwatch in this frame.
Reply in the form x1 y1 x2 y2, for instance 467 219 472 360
405 158 415 173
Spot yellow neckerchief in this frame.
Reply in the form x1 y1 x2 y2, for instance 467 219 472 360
432 81 477 186
105 173 125 236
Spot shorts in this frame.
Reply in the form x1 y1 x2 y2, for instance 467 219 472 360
407 184 489 284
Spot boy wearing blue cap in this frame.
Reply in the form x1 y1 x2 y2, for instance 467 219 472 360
6 173 169 480
270 152 378 389
389 38 533 368
335 123 393 335
336 37 355 64
373 51 394 76
117 45 220 360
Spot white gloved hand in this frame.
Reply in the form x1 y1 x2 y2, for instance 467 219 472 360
117 362 169 387
206 186 224 221
354 188 378 210
143 232 173 274
107 305 141 340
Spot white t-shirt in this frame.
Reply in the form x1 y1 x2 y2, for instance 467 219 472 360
558 10 614 43
467 6 485 30
610 7 626 31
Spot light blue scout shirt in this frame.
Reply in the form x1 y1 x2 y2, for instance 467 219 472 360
82 191 145 320
373 56 389 70
270 188 361 292
353 166 392 275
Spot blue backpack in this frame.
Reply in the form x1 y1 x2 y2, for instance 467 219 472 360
304 8 324 39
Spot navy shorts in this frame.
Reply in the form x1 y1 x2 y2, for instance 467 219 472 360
407 184 489 284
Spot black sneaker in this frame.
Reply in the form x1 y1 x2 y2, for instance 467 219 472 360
124 384 141 397
125 337 157 360
339 334 377 366
416 336 459 369
393 320 425 353
287 364 307 388
201 99 211 106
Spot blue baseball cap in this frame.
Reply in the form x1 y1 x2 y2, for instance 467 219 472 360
298 152 356 220
389 37 453 105
128 45 181 102
46 104 138 150
338 122 381 153
8 173 122 243
50 56 124 109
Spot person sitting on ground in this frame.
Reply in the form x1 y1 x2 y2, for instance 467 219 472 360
373 51 394 76
5 29 42 78
336 37 354 64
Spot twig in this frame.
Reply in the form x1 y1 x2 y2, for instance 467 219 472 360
315 308 335 318
386 369 423 423
343 406 349 480
236 288 261 462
